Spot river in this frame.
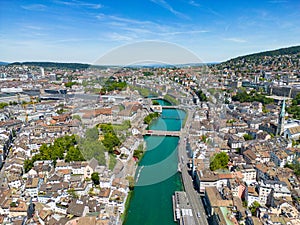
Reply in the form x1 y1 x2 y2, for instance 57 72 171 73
124 99 186 225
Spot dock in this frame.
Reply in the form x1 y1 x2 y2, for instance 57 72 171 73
172 191 196 225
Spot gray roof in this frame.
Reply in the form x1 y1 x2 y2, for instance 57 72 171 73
67 200 87 217
88 158 98 170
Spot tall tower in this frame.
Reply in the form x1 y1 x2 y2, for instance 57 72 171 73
276 98 285 136
40 67 45 78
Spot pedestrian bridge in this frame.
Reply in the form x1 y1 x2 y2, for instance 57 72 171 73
161 106 181 109
142 130 181 137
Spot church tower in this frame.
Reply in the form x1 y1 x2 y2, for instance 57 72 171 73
276 98 285 136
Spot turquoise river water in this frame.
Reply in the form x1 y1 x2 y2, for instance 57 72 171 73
124 100 186 225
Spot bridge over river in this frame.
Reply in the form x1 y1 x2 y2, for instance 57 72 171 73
142 130 181 136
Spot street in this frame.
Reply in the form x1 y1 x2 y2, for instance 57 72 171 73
178 109 209 225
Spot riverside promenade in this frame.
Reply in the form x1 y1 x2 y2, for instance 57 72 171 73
178 109 209 225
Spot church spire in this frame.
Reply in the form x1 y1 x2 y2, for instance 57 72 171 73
280 98 286 117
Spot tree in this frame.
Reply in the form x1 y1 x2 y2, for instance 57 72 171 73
24 159 34 173
152 100 159 105
249 201 260 216
201 135 208 143
143 71 154 76
285 162 300 176
126 176 135 190
91 172 100 185
23 135 79 172
243 134 254 141
10 202 17 207
287 93 300 119
67 188 78 199
144 112 159 124
72 115 81 122
65 146 85 162
101 80 127 93
102 133 121 153
195 90 208 101
99 124 113 134
0 102 8 109
210 152 229 171
231 91 273 105
65 81 77 88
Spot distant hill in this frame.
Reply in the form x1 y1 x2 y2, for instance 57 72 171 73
223 45 300 63
217 45 300 70
0 62 9 66
9 61 91 70
7 61 211 69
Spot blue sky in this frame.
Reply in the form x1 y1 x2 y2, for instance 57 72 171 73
0 0 299 63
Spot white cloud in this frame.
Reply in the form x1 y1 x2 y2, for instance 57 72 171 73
108 15 154 26
22 25 44 30
122 27 153 35
107 33 134 42
55 0 102 9
224 38 247 43
150 0 189 19
188 0 200 7
268 0 288 3
95 13 210 43
162 30 209 36
96 13 167 34
21 4 47 11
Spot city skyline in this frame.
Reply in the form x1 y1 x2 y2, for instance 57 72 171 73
1 0 300 64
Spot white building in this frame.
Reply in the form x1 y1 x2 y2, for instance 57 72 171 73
258 180 291 206
270 150 295 168
240 165 257 183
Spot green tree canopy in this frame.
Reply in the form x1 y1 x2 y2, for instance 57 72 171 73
152 100 159 105
101 80 127 93
285 162 300 176
98 124 121 153
210 152 229 171
0 102 8 109
99 124 114 134
232 91 273 105
287 93 300 119
65 146 85 162
243 134 254 141
102 133 121 153
195 90 208 101
23 135 84 172
249 201 260 216
91 172 100 185
144 112 159 125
